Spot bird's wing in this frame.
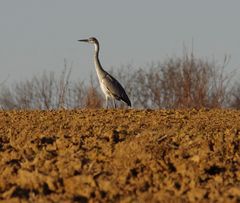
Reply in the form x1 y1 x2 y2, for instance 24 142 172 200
101 73 131 106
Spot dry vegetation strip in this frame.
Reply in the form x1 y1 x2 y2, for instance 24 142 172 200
1 53 240 110
0 109 240 202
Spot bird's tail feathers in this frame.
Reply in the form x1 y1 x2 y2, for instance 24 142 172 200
122 96 131 107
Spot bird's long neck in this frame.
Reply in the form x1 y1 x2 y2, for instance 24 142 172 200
93 43 105 78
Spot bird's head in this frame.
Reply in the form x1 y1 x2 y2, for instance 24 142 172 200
78 37 99 45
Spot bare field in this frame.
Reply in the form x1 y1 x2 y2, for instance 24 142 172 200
0 109 240 203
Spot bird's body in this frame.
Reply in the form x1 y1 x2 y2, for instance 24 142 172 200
78 37 131 108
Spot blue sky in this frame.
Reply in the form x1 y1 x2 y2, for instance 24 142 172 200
0 1 239 84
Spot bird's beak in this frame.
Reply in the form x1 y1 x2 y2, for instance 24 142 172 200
78 39 89 42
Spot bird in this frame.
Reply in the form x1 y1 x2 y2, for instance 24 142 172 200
78 37 131 108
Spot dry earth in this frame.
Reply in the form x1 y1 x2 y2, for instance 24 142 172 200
0 109 240 203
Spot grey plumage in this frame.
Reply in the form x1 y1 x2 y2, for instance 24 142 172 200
78 37 131 108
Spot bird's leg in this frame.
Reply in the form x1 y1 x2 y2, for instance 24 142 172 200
112 99 116 108
105 97 108 109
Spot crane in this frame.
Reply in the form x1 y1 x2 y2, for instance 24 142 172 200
78 37 131 108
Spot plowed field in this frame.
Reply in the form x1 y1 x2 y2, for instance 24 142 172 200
0 109 240 203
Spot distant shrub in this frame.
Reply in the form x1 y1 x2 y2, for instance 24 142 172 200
113 53 235 109
229 82 240 109
0 52 238 109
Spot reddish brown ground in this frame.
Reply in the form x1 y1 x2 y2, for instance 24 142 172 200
0 109 239 203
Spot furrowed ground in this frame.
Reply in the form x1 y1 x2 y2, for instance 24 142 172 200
0 109 239 203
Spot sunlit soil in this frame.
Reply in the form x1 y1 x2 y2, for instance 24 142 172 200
0 109 239 202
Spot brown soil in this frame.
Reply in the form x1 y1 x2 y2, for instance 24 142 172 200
0 109 239 203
